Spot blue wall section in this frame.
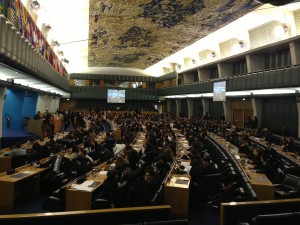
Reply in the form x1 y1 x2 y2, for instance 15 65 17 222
2 89 26 131
23 93 38 120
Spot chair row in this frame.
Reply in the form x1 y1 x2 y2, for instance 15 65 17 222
123 219 189 225
204 137 257 202
221 198 300 225
0 205 172 225
237 212 300 225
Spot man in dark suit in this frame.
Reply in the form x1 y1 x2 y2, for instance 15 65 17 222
262 142 277 164
257 154 275 182
40 148 70 193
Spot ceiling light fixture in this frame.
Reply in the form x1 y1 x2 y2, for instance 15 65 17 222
282 24 288 33
44 24 52 33
57 50 64 56
30 1 40 10
53 41 60 47
274 24 288 37
210 51 216 58
238 40 245 48
62 58 69 64
255 0 296 6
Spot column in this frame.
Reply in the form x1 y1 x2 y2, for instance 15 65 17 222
296 97 300 138
183 73 194 84
251 98 262 127
5 21 13 58
157 104 163 114
187 99 193 118
0 87 7 140
176 99 181 116
202 99 209 117
223 100 232 123
197 69 201 82
167 100 172 114
198 69 210 81
218 63 233 78
0 15 7 54
290 42 300 65
246 54 265 73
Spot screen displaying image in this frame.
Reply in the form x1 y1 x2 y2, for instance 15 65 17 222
107 89 125 103
213 81 226 101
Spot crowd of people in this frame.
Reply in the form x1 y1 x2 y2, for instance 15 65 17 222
25 110 182 207
3 108 299 208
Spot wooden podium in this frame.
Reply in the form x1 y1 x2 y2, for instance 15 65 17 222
27 120 45 138
114 129 122 140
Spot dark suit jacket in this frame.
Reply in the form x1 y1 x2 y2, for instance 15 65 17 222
262 147 277 163
41 156 70 174
258 161 275 181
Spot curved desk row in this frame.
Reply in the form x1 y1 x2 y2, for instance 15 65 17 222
0 205 171 225
208 134 274 201
250 137 300 169
163 131 190 219
0 132 70 173
221 199 300 225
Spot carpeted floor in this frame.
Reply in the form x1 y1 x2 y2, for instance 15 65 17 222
189 204 220 225
1 129 36 149
0 195 220 225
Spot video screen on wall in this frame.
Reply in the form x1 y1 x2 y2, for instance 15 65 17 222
213 81 226 101
107 89 125 103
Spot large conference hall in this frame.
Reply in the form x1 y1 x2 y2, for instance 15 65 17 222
1 0 300 225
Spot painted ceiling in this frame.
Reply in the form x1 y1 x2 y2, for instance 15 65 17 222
88 0 260 69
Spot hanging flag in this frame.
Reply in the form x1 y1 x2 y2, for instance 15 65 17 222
0 0 6 16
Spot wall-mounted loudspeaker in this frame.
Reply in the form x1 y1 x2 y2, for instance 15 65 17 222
256 0 297 6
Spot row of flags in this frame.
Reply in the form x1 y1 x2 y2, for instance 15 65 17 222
1 0 67 78
0 0 6 16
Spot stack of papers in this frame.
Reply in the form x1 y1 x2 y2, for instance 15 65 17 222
73 180 95 192
99 171 108 175
181 161 191 174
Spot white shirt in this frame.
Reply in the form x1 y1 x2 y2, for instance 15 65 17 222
53 156 62 173
113 144 126 154
85 155 94 164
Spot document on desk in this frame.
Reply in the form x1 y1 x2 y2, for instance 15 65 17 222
74 180 94 192
181 162 192 174
10 172 31 179
22 170 35 174
99 170 108 175
255 177 269 182
175 178 189 185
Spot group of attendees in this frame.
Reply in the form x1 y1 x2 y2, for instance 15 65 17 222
162 115 299 204
5 109 185 208
3 108 299 209
92 112 179 207
224 128 298 182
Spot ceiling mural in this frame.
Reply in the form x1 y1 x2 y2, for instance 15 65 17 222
89 0 260 69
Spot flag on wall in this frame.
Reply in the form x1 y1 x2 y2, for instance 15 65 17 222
0 0 6 16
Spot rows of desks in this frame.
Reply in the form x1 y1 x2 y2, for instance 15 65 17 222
250 137 300 166
0 131 106 213
163 131 190 219
0 163 49 212
0 129 191 217
0 132 70 173
65 132 146 211
211 134 274 201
